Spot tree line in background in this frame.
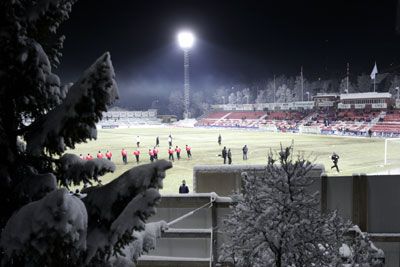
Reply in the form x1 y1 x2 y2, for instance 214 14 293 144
168 73 400 118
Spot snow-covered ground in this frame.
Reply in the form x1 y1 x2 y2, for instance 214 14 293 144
372 167 400 175
172 119 198 127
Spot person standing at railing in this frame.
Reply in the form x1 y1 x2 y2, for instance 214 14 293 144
179 180 189 194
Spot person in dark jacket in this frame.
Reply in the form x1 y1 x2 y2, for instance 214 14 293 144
242 145 248 160
222 146 227 164
228 148 232 164
179 180 189 194
331 152 340 172
156 136 160 147
218 134 222 146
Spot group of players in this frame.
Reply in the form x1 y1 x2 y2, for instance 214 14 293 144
79 133 340 173
79 134 192 165
217 134 249 165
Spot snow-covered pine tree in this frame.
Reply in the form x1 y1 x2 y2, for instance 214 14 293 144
0 0 171 266
220 144 383 267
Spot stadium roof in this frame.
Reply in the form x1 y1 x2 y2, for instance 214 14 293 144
315 93 339 97
340 92 392 100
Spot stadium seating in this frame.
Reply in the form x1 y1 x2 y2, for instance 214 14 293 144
195 110 310 130
371 111 400 135
98 110 162 128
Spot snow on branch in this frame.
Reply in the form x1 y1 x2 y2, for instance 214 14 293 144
0 188 87 265
25 52 119 156
81 160 172 263
59 153 116 187
82 160 172 223
109 221 168 266
14 166 57 202
27 0 73 22
85 188 165 263
110 188 161 240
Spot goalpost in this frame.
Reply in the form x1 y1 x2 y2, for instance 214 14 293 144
384 138 400 165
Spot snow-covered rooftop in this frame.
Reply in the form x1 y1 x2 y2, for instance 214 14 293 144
193 164 325 173
340 92 392 100
315 93 339 97
108 106 128 111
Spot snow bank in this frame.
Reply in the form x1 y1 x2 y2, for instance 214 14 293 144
339 244 352 258
173 119 198 128
1 188 87 259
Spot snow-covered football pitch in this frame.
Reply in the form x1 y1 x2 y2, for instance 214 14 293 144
68 127 400 194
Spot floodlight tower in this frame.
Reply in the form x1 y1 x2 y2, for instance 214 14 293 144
177 31 195 119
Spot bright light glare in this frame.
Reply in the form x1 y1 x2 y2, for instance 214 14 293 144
177 31 195 49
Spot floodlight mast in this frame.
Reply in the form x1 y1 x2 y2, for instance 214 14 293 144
178 31 194 119
183 49 190 119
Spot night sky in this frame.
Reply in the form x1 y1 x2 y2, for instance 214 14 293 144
58 0 400 109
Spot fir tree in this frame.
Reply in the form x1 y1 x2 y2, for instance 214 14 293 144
0 1 171 265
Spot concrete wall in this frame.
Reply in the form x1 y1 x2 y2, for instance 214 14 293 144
142 170 400 267
142 194 231 265
368 175 400 233
193 164 325 196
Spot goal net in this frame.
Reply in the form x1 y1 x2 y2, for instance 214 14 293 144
384 138 400 165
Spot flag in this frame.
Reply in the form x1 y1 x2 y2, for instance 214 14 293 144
370 62 378 80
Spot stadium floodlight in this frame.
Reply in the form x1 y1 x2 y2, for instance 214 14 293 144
177 30 195 119
178 31 195 49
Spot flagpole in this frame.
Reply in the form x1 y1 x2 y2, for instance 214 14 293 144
374 78 376 92
371 62 378 93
